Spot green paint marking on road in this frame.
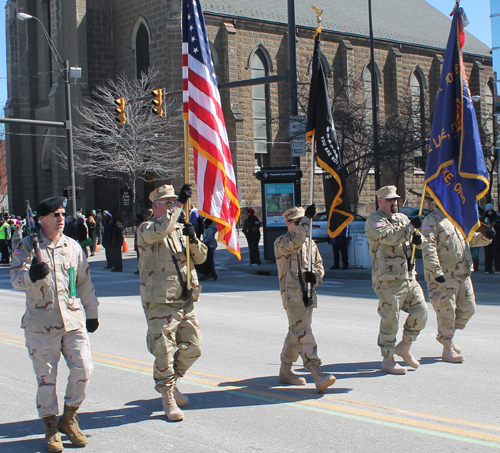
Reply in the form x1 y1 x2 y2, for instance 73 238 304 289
4 340 498 449
94 361 151 376
0 339 25 349
185 381 500 449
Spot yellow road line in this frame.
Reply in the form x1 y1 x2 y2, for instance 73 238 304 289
2 332 500 446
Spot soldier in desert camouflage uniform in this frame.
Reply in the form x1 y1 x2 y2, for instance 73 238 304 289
11 197 99 453
365 186 428 375
421 205 493 363
137 184 207 421
274 204 336 392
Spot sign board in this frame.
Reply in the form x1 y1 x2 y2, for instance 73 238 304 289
123 192 130 206
289 115 306 140
264 183 295 227
291 138 306 157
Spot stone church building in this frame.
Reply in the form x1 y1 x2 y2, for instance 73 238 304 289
5 0 496 223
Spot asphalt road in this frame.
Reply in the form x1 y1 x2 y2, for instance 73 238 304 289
0 244 499 452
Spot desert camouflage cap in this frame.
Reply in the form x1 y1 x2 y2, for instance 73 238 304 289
149 184 176 202
282 206 305 220
376 185 400 199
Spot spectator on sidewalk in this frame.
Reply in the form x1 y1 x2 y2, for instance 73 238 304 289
102 213 113 269
481 203 500 275
109 217 123 272
199 219 218 281
243 208 262 266
329 224 350 270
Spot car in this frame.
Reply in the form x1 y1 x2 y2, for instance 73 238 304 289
312 212 366 241
398 206 432 220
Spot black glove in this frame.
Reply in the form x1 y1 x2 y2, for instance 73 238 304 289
435 275 446 283
304 204 317 219
304 271 316 285
177 183 192 204
485 229 496 240
410 215 425 229
412 233 422 245
183 222 197 243
29 259 50 283
86 318 99 333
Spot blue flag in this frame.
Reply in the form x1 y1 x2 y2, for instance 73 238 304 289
424 5 489 241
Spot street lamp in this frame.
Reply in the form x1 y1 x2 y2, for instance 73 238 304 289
17 12 78 217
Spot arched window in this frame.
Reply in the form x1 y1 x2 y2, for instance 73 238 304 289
409 70 426 168
251 49 270 168
135 23 150 79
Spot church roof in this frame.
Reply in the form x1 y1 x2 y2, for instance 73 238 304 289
203 0 491 57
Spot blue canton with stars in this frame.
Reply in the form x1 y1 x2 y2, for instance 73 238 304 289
183 0 218 86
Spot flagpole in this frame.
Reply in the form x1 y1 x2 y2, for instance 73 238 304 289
184 117 191 289
410 183 427 266
307 136 315 299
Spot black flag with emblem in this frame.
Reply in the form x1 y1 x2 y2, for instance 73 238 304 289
306 29 353 237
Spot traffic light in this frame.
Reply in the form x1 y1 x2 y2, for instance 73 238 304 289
115 97 126 124
151 89 164 117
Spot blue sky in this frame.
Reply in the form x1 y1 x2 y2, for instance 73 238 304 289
0 0 493 128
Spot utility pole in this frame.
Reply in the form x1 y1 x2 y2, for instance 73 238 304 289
368 0 381 197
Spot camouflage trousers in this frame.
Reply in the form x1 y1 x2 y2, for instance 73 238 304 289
24 327 93 418
143 302 202 393
374 279 428 357
427 275 475 341
280 302 321 370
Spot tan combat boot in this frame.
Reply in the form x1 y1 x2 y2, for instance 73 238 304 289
42 415 64 453
441 339 465 363
452 342 462 354
395 341 420 368
58 404 88 447
173 385 189 407
279 362 306 386
309 363 336 392
381 356 407 375
162 387 184 421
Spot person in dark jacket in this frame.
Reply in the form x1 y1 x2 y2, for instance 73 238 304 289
76 216 89 258
481 203 500 275
63 216 78 241
329 224 350 270
102 213 113 269
243 208 262 266
109 217 123 272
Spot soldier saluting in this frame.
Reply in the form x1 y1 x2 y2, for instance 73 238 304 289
365 186 428 375
274 204 336 392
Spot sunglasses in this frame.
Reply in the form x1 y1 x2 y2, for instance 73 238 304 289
290 219 301 225
163 200 176 207
384 198 398 203
53 212 68 218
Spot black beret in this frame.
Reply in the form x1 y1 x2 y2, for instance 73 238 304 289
37 197 67 217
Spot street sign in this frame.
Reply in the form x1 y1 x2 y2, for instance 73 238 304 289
289 115 306 140
291 138 306 157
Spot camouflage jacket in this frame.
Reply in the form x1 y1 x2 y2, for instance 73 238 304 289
274 218 324 309
365 209 422 283
10 232 99 332
421 208 491 280
137 205 208 305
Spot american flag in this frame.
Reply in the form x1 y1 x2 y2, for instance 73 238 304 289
182 0 241 259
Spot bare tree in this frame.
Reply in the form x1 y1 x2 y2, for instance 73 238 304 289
477 104 499 204
59 70 183 219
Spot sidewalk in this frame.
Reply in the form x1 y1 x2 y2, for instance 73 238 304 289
217 232 500 285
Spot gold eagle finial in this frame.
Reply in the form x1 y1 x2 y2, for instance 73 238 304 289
311 5 324 25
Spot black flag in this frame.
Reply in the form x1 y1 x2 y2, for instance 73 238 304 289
306 29 353 238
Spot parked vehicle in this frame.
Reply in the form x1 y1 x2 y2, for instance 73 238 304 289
312 212 366 241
